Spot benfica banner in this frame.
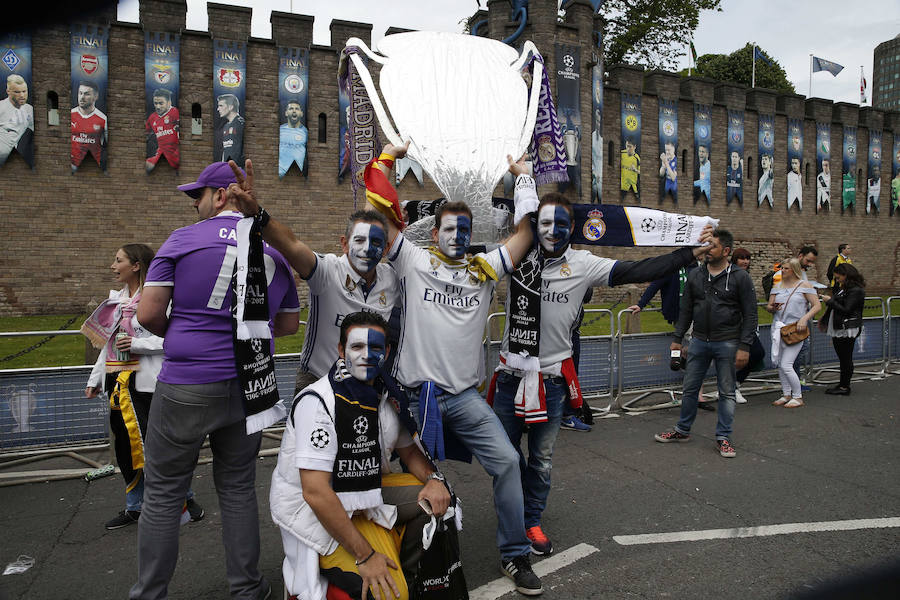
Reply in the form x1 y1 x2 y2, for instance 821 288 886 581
556 43 582 196
693 104 711 205
758 114 775 207
866 130 882 214
0 33 33 169
620 93 641 200
338 47 379 206
213 40 247 165
892 141 900 216
787 118 804 210
725 110 744 206
590 43 603 203
815 123 831 212
571 205 716 247
278 47 309 178
144 32 180 172
70 24 109 172
658 99 678 203
842 126 857 212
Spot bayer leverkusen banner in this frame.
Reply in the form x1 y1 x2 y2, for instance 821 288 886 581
842 126 857 212
866 130 882 214
692 104 711 205
70 24 109 172
0 33 34 169
213 40 246 165
144 32 180 172
657 99 678 203
278 47 309 178
815 123 831 212
725 110 744 206
757 114 774 207
786 118 803 210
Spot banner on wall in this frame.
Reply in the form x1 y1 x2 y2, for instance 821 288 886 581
144 32 180 173
657 99 678 203
590 42 603 203
556 44 582 196
725 110 744 206
866 129 881 214
620 93 641 200
758 114 774 207
891 140 900 216
693 104 711 205
842 126 857 211
815 123 831 212
786 118 803 210
278 47 309 178
337 72 350 181
70 24 109 172
338 49 380 206
213 40 246 165
0 33 33 169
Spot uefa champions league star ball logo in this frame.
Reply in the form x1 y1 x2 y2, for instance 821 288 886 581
284 74 304 94
640 218 657 233
251 339 262 353
563 54 575 71
353 416 369 435
310 428 330 449
517 296 529 312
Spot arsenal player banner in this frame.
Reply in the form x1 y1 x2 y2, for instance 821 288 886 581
620 93 641 200
556 44 582 196
758 114 775 207
657 98 678 203
815 123 831 212
725 110 744 206
692 104 711 205
0 33 34 169
213 40 247 165
842 126 857 212
590 42 603 203
786 118 803 211
144 32 180 172
278 47 309 178
70 24 109 172
866 130 882 214
892 140 900 216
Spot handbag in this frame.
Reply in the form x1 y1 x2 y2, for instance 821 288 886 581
411 509 468 600
778 284 809 346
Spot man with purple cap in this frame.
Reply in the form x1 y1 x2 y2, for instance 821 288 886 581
133 160 300 600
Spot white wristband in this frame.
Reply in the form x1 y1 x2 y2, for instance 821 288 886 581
513 174 538 226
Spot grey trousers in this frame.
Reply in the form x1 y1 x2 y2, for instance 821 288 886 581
129 379 268 600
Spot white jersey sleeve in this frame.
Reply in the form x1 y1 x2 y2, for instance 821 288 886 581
293 393 337 472
585 253 618 288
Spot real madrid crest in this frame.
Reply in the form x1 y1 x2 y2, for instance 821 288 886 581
379 291 387 306
430 256 441 270
582 209 606 242
344 275 357 292
560 262 572 277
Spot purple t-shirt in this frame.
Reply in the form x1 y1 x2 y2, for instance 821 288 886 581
145 211 300 384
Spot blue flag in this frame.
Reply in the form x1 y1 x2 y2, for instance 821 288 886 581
812 56 844 76
754 46 774 67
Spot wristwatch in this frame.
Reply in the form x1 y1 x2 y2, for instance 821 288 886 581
426 471 445 483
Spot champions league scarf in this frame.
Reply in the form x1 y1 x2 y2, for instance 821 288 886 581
339 46 380 208
569 205 717 247
524 53 568 185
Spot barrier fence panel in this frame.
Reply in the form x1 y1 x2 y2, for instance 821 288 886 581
888 297 900 374
810 297 887 384
573 309 614 405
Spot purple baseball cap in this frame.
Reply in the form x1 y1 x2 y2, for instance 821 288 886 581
177 162 245 199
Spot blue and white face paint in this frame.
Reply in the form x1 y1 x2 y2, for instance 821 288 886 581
437 213 471 258
344 326 387 382
537 204 572 253
347 222 387 275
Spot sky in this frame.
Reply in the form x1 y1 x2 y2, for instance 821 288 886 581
117 0 900 106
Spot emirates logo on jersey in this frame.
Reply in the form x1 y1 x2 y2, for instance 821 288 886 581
81 54 98 74
218 68 242 87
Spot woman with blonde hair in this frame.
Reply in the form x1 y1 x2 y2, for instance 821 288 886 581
765 258 820 407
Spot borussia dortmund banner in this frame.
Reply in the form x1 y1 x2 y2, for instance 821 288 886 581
70 24 109 172
658 99 678 203
620 93 641 200
556 44 582 196
842 126 857 212
866 129 882 214
758 114 775 207
891 140 900 216
278 47 309 178
787 118 803 210
815 123 831 212
213 40 246 164
590 44 603 203
693 104 711 205
725 110 744 206
0 33 33 169
144 32 180 172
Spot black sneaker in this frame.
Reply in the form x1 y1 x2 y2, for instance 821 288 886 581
501 553 543 596
105 509 140 530
186 498 205 522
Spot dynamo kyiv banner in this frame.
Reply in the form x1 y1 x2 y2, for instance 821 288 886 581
892 140 900 216
590 44 603 203
278 47 309 178
571 205 716 247
726 110 744 206
842 126 857 211
144 32 180 172
693 104 711 205
758 114 774 207
787 118 803 210
213 40 246 165
815 123 831 212
70 24 109 172
0 33 33 169
658 99 678 203
620 93 641 200
867 129 882 214
556 44 582 196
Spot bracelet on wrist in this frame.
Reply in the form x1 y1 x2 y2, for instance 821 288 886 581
355 548 376 566
254 206 270 229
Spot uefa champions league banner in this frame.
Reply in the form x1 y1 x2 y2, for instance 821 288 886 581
786 118 803 210
866 129 882 214
815 123 831 212
892 140 900 216
842 126 857 212
278 47 309 178
213 40 247 165
620 93 641 200
758 114 775 207
570 204 716 247
590 46 603 203
556 44 582 196
725 110 744 206
657 99 678 203
0 33 34 169
70 24 109 172
692 104 711 205
144 32 180 172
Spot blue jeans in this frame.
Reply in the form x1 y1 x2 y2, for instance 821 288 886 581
408 386 530 561
792 337 810 381
675 339 737 441
492 372 566 528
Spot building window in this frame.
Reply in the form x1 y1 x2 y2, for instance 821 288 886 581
681 149 687 174
747 155 753 182
47 91 59 126
191 103 202 135
317 113 327 143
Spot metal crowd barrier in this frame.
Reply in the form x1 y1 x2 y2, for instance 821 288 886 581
809 297 888 384
888 296 900 375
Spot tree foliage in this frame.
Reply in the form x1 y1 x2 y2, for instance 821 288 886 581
683 44 796 93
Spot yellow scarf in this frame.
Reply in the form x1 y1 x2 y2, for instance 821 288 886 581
427 247 499 284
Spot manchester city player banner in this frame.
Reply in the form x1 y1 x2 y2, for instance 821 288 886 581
891 140 900 216
620 93 641 200
866 129 882 214
556 44 582 196
815 123 831 212
758 114 775 207
338 46 380 205
571 205 717 247
213 40 247 165
786 118 803 210
144 32 180 172
70 24 109 172
657 98 678 203
278 47 309 178
692 104 711 205
590 40 603 203
0 33 34 169
842 126 857 212
725 110 744 206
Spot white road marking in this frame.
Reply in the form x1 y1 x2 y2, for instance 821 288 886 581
468 543 599 600
613 517 900 546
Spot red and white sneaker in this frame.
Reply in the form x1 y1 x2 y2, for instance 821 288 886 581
526 525 553 555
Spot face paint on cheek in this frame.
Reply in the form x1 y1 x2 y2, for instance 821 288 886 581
345 327 387 381
537 205 572 252
347 223 386 274
438 214 471 258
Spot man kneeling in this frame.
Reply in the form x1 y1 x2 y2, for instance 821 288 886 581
271 311 451 600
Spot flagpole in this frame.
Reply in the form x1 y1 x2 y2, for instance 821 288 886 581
808 54 813 98
752 44 756 88
688 38 692 76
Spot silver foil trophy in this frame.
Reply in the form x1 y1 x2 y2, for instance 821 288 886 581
344 32 543 244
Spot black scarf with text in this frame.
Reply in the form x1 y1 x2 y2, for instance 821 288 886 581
329 361 383 494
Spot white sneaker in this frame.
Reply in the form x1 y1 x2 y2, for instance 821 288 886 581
735 388 747 404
